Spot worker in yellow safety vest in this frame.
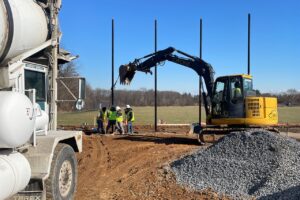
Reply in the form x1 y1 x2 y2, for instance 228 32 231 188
106 106 117 134
233 81 242 99
232 81 243 104
96 107 107 134
116 106 125 135
125 105 135 134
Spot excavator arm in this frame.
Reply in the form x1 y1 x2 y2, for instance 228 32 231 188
119 47 215 99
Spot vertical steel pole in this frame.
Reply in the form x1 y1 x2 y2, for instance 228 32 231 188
199 18 203 127
111 19 115 105
111 19 115 133
154 20 158 132
248 14 251 75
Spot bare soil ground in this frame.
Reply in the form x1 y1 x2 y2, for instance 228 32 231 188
75 133 230 200
70 124 300 200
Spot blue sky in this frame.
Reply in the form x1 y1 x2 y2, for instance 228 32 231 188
59 0 300 94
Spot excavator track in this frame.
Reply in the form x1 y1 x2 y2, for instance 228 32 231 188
196 126 279 144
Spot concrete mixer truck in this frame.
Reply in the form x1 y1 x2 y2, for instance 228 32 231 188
0 0 85 199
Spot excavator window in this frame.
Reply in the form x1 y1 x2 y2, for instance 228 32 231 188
243 78 256 96
230 77 243 103
215 81 225 102
227 76 245 118
244 78 252 91
212 79 228 117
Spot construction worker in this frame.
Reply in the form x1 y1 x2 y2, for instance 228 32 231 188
233 81 242 99
125 105 135 134
116 106 125 135
106 106 117 134
96 107 107 134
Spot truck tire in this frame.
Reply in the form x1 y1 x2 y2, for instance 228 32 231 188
45 144 77 200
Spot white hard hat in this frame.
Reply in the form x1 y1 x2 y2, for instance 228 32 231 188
126 105 131 109
116 106 121 111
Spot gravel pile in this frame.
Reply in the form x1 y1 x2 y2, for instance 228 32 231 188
171 130 300 199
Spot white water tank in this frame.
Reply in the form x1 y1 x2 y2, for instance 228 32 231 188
0 151 31 200
0 92 35 148
0 0 49 64
34 103 49 135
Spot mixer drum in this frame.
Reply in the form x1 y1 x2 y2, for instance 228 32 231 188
0 0 49 65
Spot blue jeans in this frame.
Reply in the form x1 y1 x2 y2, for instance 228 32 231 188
127 122 133 134
97 120 105 134
106 120 116 134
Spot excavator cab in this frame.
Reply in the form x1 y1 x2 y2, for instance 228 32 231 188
212 74 253 118
211 74 278 126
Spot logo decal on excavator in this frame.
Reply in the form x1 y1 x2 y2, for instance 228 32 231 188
268 110 277 119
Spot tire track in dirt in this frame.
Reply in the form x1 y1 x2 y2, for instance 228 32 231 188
76 135 112 199
96 136 114 199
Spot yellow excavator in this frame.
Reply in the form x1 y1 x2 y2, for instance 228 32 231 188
119 47 278 143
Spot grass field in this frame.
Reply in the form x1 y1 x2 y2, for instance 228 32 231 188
58 106 300 126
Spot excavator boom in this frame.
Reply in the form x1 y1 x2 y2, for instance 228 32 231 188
119 47 215 98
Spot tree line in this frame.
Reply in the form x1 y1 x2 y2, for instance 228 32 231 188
84 87 199 110
57 62 300 111
59 85 200 111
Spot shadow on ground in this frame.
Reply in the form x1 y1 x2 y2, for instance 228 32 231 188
258 185 300 200
114 134 200 146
